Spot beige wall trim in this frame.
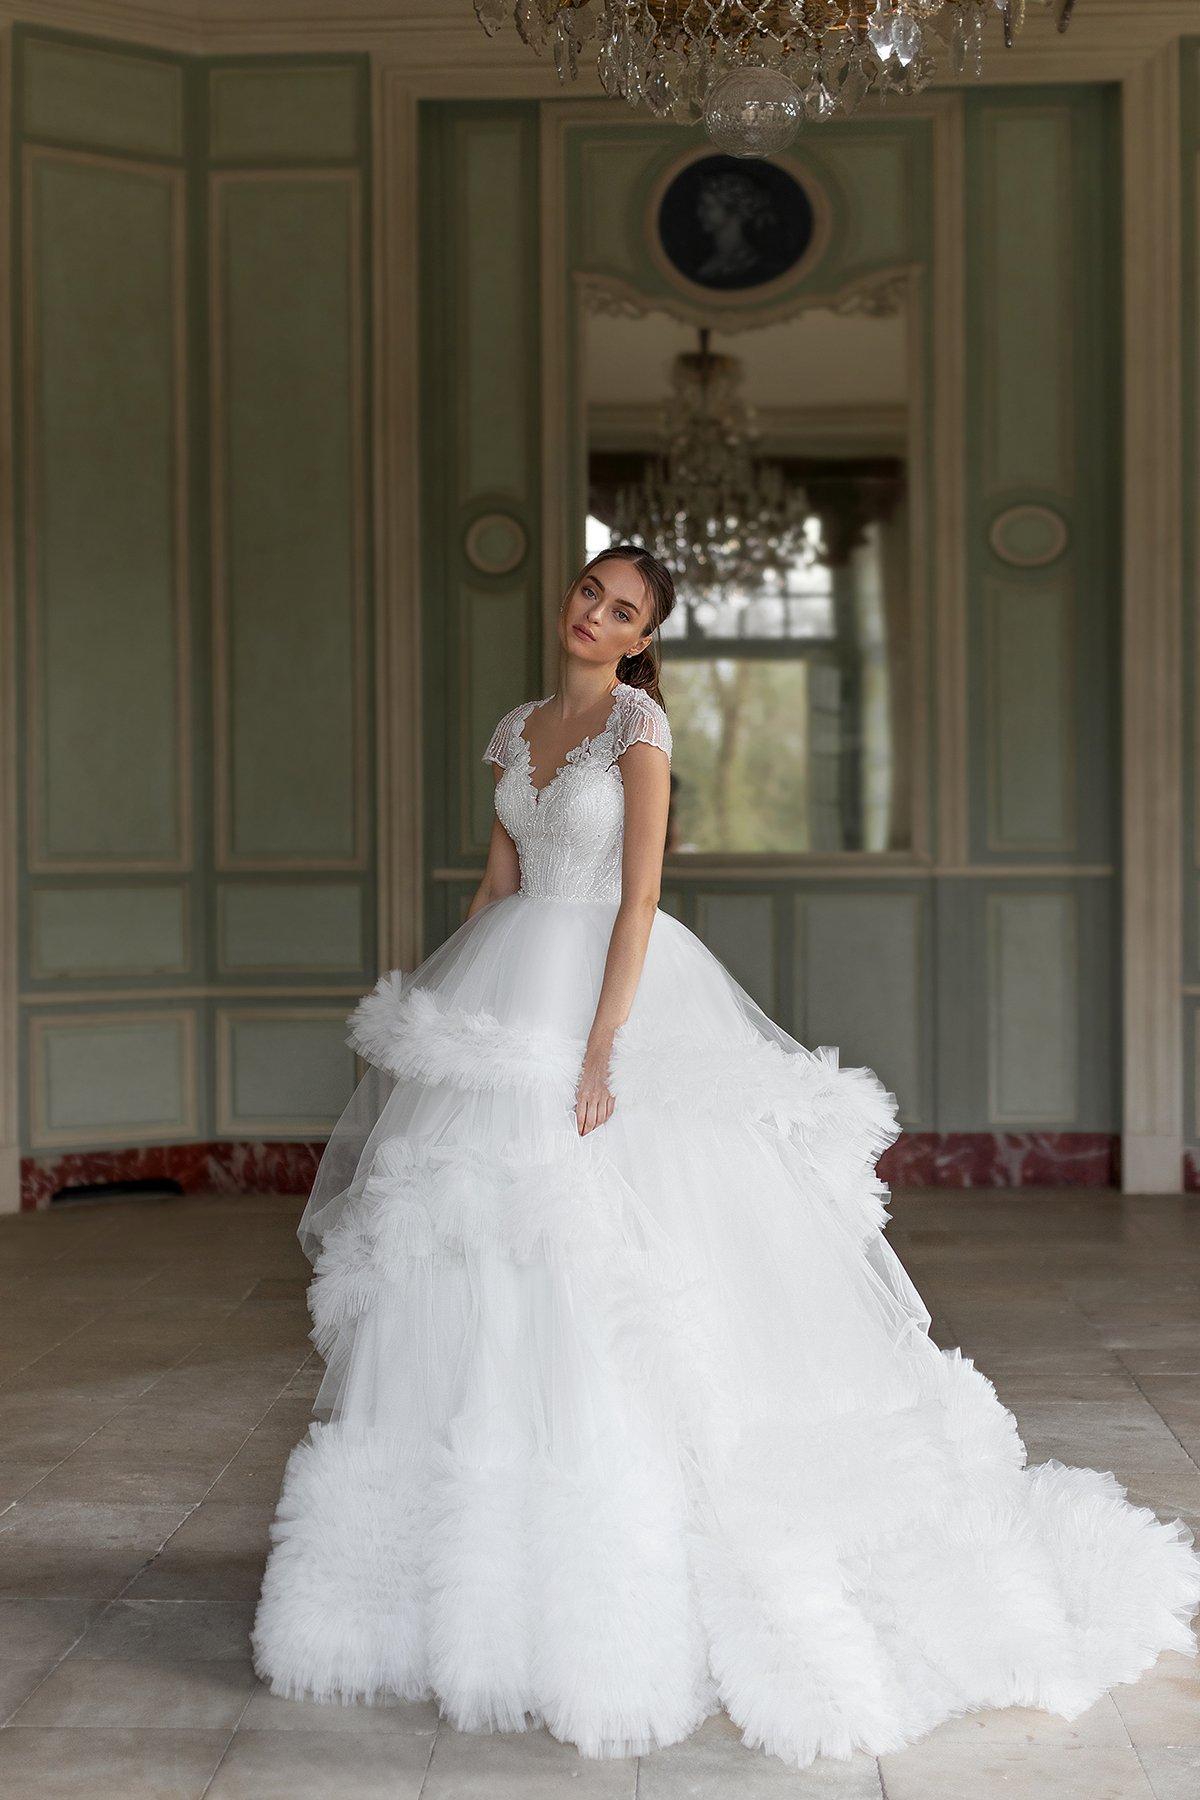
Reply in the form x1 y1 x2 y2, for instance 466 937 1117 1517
21 984 362 1002
432 863 1116 885
0 28 16 1210
0 2 1196 71
930 93 970 871
374 69 423 971
1122 40 1184 1194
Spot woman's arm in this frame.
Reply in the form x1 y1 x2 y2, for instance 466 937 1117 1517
574 739 671 1135
466 768 521 919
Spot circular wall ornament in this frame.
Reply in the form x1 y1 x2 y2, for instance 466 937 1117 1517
464 512 527 576
646 148 830 304
989 504 1070 568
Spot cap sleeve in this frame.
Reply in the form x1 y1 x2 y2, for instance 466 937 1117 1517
614 688 672 763
481 703 526 769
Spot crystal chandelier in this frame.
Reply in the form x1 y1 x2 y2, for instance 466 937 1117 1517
473 2 1079 154
610 327 814 602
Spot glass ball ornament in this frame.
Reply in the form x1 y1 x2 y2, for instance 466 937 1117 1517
703 66 806 157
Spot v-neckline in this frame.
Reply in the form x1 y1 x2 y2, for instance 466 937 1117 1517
518 685 625 805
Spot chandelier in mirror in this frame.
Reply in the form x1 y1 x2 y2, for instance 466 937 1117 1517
610 326 814 611
473 2 1079 154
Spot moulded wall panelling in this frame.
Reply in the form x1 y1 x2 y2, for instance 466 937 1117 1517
21 35 184 159
217 1008 358 1134
25 151 187 866
29 1008 197 1146
458 117 533 502
986 892 1079 1123
212 172 366 865
823 136 911 268
30 885 188 979
985 576 1075 850
208 64 361 162
217 880 364 972
796 892 925 1125
464 584 531 850
979 106 1073 493
694 892 776 1015
577 138 657 276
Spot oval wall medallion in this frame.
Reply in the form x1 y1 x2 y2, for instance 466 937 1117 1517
989 504 1069 568
646 147 831 304
464 512 527 575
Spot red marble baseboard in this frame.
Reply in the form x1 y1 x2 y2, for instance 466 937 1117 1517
19 1141 326 1211
20 1131 1124 1210
878 1132 1120 1189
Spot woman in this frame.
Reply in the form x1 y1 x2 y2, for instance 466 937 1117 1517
252 544 1200 1770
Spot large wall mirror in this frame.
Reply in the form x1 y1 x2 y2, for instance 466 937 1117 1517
582 287 917 856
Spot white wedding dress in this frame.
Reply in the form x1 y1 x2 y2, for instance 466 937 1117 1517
252 680 1200 1768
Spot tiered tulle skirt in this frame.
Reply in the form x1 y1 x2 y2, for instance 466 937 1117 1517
251 893 1200 1767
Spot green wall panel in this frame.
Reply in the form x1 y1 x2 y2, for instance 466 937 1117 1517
796 892 926 1126
213 173 364 863
208 64 361 163
31 1010 195 1143
830 136 911 267
14 34 374 1162
985 577 1074 850
458 118 534 501
31 885 188 979
21 35 184 159
217 880 364 973
463 583 533 850
219 1010 358 1132
25 152 186 864
986 892 1078 1124
979 108 1072 493
694 893 776 1014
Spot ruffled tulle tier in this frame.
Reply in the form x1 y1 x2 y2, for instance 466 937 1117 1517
251 893 1200 1767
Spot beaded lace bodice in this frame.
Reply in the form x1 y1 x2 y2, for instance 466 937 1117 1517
481 682 673 903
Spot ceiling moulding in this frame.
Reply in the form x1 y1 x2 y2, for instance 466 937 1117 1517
1 0 1197 69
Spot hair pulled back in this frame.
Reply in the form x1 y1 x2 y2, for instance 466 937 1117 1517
568 542 677 707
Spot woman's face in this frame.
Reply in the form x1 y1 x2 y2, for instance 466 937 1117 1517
559 559 652 673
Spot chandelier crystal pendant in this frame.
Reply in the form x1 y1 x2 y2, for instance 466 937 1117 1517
611 328 816 607
473 2 1080 154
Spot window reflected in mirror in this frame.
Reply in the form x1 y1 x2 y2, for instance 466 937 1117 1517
584 298 914 854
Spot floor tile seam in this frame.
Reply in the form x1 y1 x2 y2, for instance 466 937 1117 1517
0 1267 167 1390
197 1677 259 1800
414 1720 440 1798
0 1609 102 1728
8 1301 275 1503
1111 1351 1200 1475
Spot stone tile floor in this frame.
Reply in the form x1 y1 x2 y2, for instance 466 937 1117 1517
0 1187 1197 1798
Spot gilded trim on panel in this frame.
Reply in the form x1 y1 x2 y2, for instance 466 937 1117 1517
209 167 369 872
22 144 192 874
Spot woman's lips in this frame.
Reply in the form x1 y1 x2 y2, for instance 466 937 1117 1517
572 623 596 642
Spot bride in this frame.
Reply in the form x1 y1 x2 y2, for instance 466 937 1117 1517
251 543 1200 1769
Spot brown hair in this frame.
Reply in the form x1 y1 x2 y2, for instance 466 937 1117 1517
569 543 677 707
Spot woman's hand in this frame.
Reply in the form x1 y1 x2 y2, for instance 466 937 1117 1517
574 1030 616 1136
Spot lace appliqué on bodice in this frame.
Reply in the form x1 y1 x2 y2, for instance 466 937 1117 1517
481 682 672 903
